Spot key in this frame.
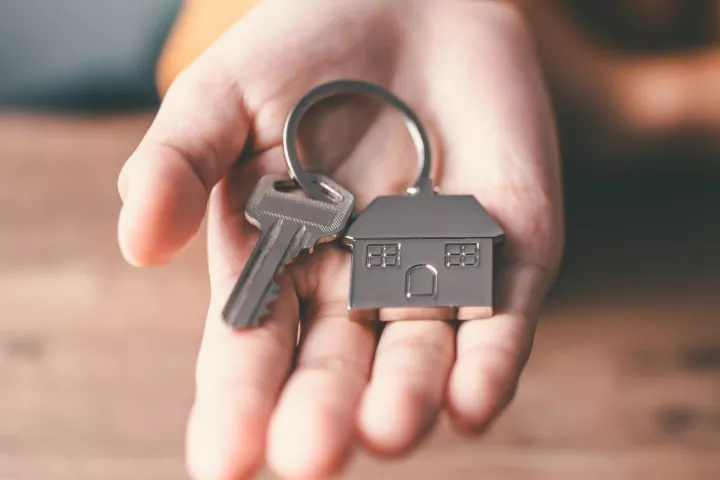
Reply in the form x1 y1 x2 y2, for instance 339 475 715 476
222 173 355 329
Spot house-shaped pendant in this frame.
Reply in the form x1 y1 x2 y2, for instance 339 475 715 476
343 191 504 321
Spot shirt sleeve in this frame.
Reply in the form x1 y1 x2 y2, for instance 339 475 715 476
156 0 260 96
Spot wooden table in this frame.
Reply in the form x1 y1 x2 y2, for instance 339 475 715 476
0 113 718 479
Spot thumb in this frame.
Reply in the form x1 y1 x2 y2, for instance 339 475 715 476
117 54 250 266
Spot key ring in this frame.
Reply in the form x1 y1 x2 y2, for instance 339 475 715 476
283 79 433 202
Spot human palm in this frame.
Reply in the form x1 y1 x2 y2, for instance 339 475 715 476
117 1 563 479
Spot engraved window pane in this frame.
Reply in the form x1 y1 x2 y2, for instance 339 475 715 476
385 245 398 256
448 255 461 266
368 256 383 267
462 254 476 266
446 245 461 255
463 244 477 255
368 246 383 256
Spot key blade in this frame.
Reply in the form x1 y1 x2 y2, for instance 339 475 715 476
222 219 304 328
222 173 356 330
254 281 281 322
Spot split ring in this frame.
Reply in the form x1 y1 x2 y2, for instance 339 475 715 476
282 79 432 202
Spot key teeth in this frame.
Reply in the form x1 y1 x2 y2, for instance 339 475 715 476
253 308 270 325
249 281 281 326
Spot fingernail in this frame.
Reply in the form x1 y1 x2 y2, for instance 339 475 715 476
117 160 133 203
117 187 144 268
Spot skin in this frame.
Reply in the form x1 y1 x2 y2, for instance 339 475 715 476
117 1 564 479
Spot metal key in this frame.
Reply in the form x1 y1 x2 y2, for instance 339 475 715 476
222 173 355 329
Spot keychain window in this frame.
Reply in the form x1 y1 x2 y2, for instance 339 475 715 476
446 244 479 267
366 244 401 268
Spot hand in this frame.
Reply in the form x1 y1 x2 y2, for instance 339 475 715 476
117 1 564 479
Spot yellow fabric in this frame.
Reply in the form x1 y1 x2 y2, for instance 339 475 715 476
156 0 259 96
156 0 720 98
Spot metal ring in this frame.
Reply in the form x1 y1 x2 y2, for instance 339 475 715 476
283 79 432 201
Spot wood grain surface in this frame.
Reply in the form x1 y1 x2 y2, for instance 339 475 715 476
0 113 718 480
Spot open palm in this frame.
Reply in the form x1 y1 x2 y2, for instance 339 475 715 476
117 1 564 479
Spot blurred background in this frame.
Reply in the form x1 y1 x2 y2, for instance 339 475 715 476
1 0 719 479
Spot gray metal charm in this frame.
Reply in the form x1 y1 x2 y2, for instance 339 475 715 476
276 78 504 323
303 81 505 319
344 189 504 319
222 174 355 329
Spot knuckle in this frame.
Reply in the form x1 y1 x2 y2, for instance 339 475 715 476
378 334 452 370
300 353 368 384
154 140 218 195
194 328 289 398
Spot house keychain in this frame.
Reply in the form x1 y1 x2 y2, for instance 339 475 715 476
284 80 505 321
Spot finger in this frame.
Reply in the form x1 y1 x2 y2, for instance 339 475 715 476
186 157 299 480
357 320 455 456
118 47 250 267
448 261 545 433
267 248 376 480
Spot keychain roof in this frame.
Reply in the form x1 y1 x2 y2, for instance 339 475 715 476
346 194 504 241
